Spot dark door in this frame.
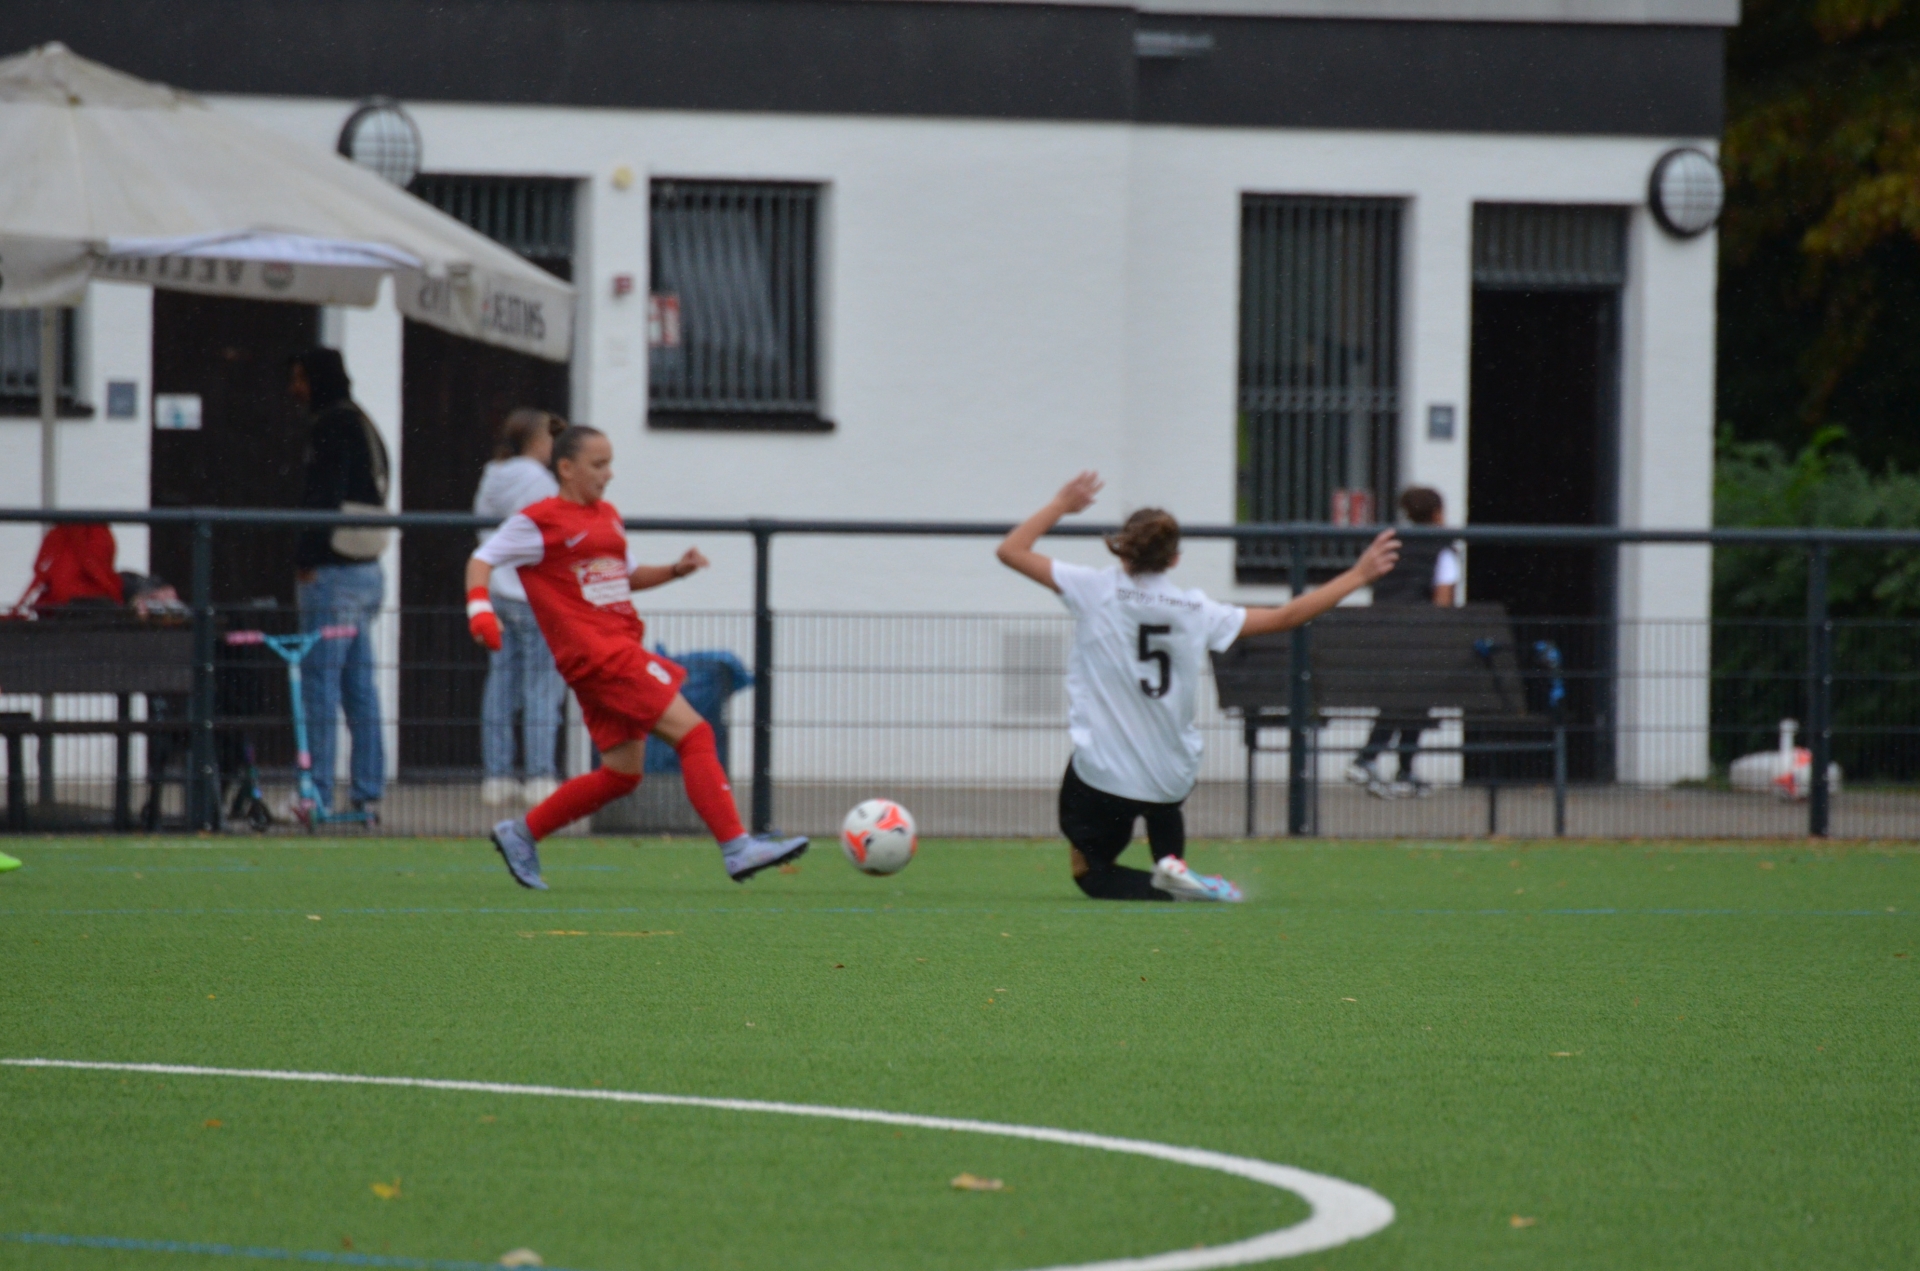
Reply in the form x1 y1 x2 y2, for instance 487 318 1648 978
149 292 317 606
149 293 320 772
397 321 569 773
1467 288 1619 779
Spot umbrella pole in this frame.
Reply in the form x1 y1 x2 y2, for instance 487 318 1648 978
38 307 58 511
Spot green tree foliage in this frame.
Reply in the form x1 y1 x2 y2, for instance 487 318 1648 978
1720 0 1920 469
1712 428 1920 777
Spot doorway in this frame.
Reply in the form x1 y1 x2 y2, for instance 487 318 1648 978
149 292 318 605
149 292 320 777
397 322 569 773
1467 288 1620 779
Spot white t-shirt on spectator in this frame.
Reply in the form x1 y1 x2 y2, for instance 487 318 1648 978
1434 546 1460 588
1052 561 1247 805
472 456 560 601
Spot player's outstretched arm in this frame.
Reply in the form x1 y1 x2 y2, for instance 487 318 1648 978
630 547 709 592
996 471 1103 593
1236 529 1400 639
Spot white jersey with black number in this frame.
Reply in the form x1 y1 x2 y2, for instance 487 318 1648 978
1052 561 1247 804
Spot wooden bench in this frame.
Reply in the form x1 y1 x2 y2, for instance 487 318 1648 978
1210 601 1566 835
0 620 195 831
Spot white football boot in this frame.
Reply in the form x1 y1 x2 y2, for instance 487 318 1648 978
1151 855 1244 903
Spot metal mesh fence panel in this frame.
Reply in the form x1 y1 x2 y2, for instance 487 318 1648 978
3 513 1918 842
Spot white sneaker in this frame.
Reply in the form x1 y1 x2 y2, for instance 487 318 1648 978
521 775 561 804
1346 760 1391 800
480 776 522 807
1151 855 1244 903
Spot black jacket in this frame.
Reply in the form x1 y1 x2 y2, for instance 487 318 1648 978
1372 536 1445 606
295 400 388 569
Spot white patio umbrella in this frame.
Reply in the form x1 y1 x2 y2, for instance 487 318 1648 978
0 42 575 506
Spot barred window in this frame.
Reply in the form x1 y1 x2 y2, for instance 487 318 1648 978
649 180 828 431
0 309 79 412
411 174 575 278
1237 196 1401 580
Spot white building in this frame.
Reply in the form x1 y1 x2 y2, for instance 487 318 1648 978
0 0 1729 792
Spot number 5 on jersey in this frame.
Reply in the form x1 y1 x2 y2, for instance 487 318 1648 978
1137 623 1172 698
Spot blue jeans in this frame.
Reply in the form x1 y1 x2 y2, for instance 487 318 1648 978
481 596 566 777
297 562 386 809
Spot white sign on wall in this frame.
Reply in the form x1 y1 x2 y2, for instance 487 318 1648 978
153 394 203 431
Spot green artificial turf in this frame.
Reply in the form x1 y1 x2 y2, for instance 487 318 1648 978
0 835 1915 1270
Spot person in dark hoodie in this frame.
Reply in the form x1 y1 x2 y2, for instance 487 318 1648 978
290 347 389 818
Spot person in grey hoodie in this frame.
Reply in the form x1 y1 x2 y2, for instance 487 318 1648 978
473 409 568 806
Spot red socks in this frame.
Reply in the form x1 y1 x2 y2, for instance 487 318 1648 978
521 723 742 844
676 721 746 843
525 766 640 840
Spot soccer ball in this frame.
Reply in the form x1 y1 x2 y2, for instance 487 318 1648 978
840 798 917 876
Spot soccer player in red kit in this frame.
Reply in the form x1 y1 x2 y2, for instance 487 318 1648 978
466 425 806 889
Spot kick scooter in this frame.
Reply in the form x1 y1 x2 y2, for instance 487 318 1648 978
225 624 375 831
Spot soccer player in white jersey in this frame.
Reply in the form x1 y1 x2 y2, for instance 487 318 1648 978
997 472 1400 902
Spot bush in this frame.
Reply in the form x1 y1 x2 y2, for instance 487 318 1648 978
1713 428 1920 779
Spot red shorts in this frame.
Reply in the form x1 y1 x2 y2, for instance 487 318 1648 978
572 648 687 753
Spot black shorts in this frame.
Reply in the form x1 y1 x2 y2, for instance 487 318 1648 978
1057 759 1186 867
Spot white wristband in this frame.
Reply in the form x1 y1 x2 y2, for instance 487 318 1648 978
466 598 495 619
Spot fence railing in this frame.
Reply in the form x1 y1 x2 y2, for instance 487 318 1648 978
2 507 1916 840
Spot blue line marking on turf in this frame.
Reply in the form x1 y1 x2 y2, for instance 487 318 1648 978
1 1232 594 1270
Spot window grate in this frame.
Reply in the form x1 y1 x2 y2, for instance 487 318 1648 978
1237 196 1401 579
1473 204 1627 290
0 310 78 405
410 175 575 268
649 180 821 422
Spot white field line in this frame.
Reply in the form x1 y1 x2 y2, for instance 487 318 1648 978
3 1059 1393 1270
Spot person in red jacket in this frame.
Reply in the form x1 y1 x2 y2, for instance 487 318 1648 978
467 425 805 889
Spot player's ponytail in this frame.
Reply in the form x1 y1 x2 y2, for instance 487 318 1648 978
549 423 605 474
1106 508 1181 576
495 408 566 461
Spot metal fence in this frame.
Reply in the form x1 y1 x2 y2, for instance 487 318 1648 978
1 508 1915 842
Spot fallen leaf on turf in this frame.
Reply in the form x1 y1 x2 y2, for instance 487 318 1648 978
778 862 801 874
1897 953 1909 959
370 1180 401 1200
951 1173 1006 1191
1341 997 1357 1002
497 1250 544 1268
1000 932 1011 938
307 915 321 921
203 1119 223 1129
1550 1052 1574 1058
1510 1215 1536 1229
834 964 845 969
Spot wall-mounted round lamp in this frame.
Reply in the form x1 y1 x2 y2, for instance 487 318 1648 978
337 98 422 188
1648 147 1723 239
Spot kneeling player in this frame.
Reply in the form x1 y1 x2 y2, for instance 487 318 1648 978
467 425 805 889
996 472 1398 901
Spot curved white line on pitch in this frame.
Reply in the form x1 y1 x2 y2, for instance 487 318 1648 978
2 1058 1393 1270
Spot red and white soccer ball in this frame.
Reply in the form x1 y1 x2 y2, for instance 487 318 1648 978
840 798 917 876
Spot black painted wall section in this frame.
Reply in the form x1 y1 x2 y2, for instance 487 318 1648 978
1137 17 1723 136
9 0 1721 135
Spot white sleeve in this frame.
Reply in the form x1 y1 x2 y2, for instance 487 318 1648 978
473 513 545 570
1433 547 1461 588
1050 561 1102 615
1200 596 1248 653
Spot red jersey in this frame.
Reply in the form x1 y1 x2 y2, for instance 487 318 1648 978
474 496 644 684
